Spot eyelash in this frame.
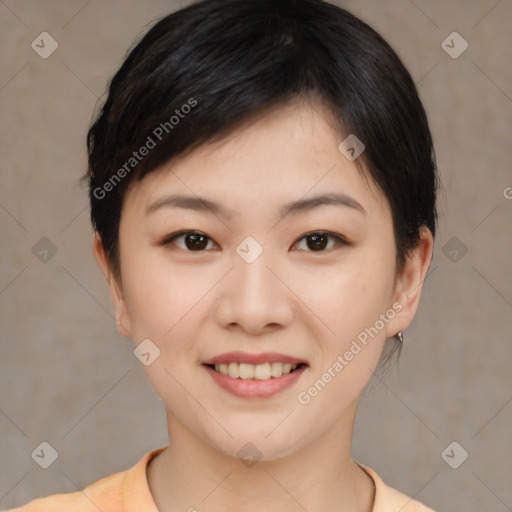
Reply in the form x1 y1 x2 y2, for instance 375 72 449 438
159 230 353 253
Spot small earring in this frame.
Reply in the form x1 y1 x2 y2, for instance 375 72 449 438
115 319 121 326
395 331 404 344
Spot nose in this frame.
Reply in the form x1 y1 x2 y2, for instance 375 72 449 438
213 245 294 335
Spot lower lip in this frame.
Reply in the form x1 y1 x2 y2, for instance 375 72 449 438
202 364 307 399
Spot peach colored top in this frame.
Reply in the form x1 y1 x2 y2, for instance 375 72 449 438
6 445 437 512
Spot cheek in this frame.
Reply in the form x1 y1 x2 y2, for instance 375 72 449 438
120 249 224 377
296 259 393 340
293 254 394 395
120 256 210 413
294 268 390 418
121 247 205 335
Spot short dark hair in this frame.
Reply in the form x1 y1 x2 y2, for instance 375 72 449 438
85 0 439 288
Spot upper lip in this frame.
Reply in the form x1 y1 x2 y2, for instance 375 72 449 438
202 351 308 366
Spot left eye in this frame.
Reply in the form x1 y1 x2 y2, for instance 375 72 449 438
293 231 350 252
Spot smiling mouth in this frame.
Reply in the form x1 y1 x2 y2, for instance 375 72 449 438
205 362 307 380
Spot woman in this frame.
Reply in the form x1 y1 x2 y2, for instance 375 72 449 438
9 0 439 510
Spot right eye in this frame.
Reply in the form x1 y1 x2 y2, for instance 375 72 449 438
160 230 219 251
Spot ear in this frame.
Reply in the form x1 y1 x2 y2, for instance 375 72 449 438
386 226 434 338
92 232 132 338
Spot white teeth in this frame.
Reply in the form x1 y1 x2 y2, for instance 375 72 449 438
254 362 271 380
271 362 283 377
238 363 254 379
213 362 299 379
228 362 238 378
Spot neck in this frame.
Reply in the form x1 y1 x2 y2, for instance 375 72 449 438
146 402 375 512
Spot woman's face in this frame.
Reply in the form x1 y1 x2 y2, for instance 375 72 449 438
100 99 425 460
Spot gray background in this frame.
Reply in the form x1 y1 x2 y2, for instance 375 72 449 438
1 1 511 510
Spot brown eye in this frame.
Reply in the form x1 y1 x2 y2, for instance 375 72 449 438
293 231 351 252
161 231 217 251
183 233 209 250
306 233 329 251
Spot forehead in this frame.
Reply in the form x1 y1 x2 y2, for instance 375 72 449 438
123 99 389 221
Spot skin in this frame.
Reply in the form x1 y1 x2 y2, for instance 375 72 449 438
93 97 434 512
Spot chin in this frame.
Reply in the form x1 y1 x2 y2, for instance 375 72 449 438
203 425 307 464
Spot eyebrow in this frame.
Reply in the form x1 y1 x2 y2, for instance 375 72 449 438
145 192 366 219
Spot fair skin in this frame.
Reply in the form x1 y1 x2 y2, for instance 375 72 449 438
93 98 434 512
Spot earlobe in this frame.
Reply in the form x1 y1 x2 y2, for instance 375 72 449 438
92 232 132 338
386 226 434 338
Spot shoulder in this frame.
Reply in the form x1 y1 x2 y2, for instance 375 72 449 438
381 484 438 512
5 446 166 512
354 461 438 512
4 470 126 512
